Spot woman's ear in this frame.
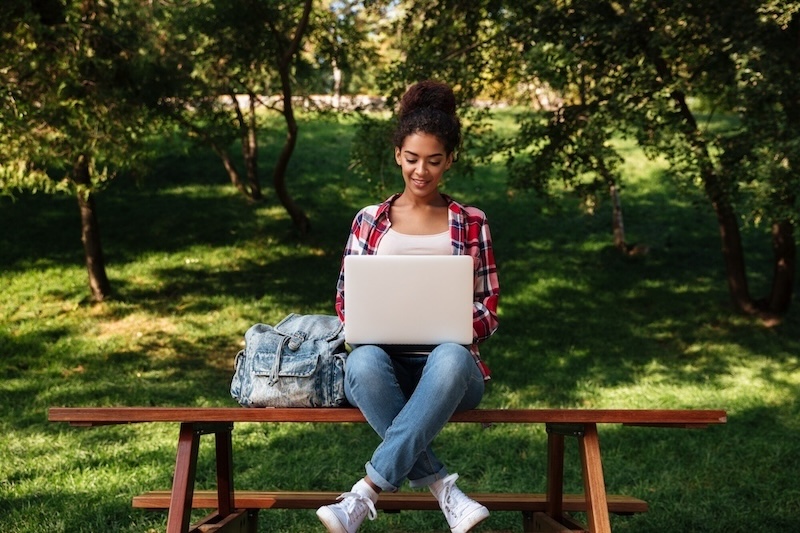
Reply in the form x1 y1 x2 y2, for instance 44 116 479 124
394 147 402 166
445 152 454 171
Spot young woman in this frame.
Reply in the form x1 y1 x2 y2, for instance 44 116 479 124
317 80 500 533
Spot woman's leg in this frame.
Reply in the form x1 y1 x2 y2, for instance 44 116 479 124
345 343 484 491
344 344 410 440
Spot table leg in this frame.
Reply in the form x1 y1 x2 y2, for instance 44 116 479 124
215 426 235 516
546 430 565 520
166 423 200 533
579 423 611 533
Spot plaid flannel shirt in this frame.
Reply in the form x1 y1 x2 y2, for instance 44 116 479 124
335 193 500 380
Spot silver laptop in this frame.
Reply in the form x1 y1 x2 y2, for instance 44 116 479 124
343 255 473 348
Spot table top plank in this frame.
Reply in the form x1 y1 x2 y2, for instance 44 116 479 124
48 407 726 427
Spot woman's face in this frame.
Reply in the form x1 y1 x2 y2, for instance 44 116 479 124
394 132 453 199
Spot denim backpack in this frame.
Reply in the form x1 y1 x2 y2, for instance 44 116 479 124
230 314 348 407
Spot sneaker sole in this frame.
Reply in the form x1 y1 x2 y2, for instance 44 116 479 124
316 507 348 533
450 505 490 533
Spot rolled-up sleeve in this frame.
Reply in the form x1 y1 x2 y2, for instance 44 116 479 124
468 211 500 345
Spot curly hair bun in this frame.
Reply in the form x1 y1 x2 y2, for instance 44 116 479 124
398 80 457 119
393 80 461 154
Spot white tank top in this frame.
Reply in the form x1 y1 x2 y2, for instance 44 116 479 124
377 228 451 255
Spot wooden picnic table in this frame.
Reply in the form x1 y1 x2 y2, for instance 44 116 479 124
49 407 727 533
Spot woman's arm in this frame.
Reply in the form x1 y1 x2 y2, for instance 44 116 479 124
471 217 500 345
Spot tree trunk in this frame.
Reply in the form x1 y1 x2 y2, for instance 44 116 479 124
666 79 755 312
702 169 756 314
642 36 760 314
72 154 111 302
271 0 312 234
766 219 796 314
244 93 261 200
231 92 262 200
274 84 310 234
609 182 625 250
332 57 342 110
175 112 250 196
210 142 249 196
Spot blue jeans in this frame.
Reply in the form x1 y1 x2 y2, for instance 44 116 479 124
344 343 485 492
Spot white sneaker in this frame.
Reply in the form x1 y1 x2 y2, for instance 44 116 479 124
316 490 377 533
431 473 489 533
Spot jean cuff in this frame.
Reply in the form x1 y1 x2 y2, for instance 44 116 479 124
365 462 398 493
408 466 449 489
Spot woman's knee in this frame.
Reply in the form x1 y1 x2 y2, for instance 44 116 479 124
428 343 475 376
426 343 484 411
345 345 388 377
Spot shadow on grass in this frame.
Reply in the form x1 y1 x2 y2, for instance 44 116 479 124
112 252 342 314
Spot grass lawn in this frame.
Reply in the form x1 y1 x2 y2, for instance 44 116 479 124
1 112 799 532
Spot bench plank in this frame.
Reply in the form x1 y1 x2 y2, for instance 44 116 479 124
48 407 727 428
133 490 648 514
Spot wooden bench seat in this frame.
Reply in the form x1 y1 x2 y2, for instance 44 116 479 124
48 406 725 533
133 489 649 514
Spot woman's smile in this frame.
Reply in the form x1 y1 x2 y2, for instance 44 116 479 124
395 132 453 201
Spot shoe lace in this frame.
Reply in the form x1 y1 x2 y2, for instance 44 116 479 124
440 474 472 519
336 491 378 522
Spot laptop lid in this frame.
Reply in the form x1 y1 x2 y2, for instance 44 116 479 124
343 255 474 346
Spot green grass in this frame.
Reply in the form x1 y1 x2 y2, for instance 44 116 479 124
1 112 799 532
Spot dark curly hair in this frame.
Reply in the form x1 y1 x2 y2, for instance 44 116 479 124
392 80 462 155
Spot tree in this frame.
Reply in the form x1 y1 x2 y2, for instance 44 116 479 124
306 1 382 102
376 0 799 317
1 0 164 301
157 0 319 234
507 0 798 316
